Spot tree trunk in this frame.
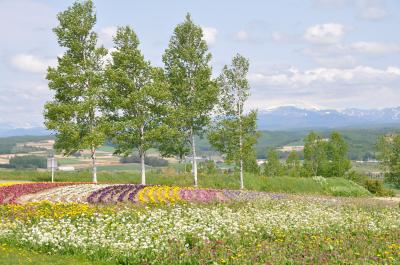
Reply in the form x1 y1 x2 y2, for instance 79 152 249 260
191 128 198 187
238 103 244 189
140 125 146 185
140 149 145 185
91 146 97 183
239 134 244 189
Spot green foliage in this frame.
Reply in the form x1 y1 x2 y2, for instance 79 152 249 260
345 170 368 185
119 156 168 167
303 131 351 178
9 155 47 169
198 160 217 174
208 54 258 188
103 26 170 183
327 131 351 177
209 112 259 165
303 132 329 177
162 14 219 184
264 149 282 177
363 179 395 197
285 151 301 177
44 0 107 156
377 134 400 188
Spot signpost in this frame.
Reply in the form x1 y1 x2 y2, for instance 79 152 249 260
47 157 57 182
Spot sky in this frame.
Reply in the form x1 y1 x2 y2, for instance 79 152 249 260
0 0 400 128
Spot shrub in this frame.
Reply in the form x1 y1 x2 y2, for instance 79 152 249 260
9 155 47 169
345 170 368 186
120 155 168 167
363 179 395 197
329 186 368 197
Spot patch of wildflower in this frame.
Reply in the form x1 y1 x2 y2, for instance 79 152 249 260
0 201 116 221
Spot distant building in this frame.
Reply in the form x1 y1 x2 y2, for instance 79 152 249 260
58 166 75 171
256 159 266 165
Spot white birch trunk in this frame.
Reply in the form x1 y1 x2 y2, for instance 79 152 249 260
140 150 145 185
191 128 198 187
91 146 97 183
239 134 244 189
140 125 146 185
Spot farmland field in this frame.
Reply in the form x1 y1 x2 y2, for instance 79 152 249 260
0 182 399 264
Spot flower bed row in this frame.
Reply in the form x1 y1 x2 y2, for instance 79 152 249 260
0 183 77 204
0 182 277 205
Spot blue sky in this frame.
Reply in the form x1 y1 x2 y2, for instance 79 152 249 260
1 0 400 127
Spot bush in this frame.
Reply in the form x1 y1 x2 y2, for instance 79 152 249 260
120 155 168 167
9 155 47 169
363 179 395 197
198 160 217 174
345 170 368 186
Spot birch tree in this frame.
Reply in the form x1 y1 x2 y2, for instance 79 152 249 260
104 26 169 185
208 54 259 189
162 14 219 187
303 132 328 177
44 0 107 183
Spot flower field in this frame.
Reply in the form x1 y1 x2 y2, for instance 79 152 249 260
1 182 271 205
0 183 399 264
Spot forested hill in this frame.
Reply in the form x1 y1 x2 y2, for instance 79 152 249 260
1 126 400 160
198 126 400 160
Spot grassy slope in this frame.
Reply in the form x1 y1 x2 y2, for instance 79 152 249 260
0 169 370 197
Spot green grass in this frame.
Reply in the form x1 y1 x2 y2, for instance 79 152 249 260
96 163 154 171
0 169 370 197
0 245 98 265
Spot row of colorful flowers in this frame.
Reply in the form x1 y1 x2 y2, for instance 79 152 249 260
0 182 274 205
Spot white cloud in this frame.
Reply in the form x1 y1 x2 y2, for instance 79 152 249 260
235 30 249 41
304 23 346 44
202 27 218 45
247 65 400 110
313 55 356 68
357 0 387 20
350 42 400 54
10 54 56 74
249 66 400 87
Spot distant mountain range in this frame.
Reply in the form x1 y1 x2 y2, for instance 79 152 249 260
0 127 50 137
257 106 400 130
0 106 400 137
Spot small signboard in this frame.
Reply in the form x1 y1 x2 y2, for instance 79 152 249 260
47 157 57 183
47 157 57 170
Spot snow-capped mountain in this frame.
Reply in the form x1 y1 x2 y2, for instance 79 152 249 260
257 106 400 130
